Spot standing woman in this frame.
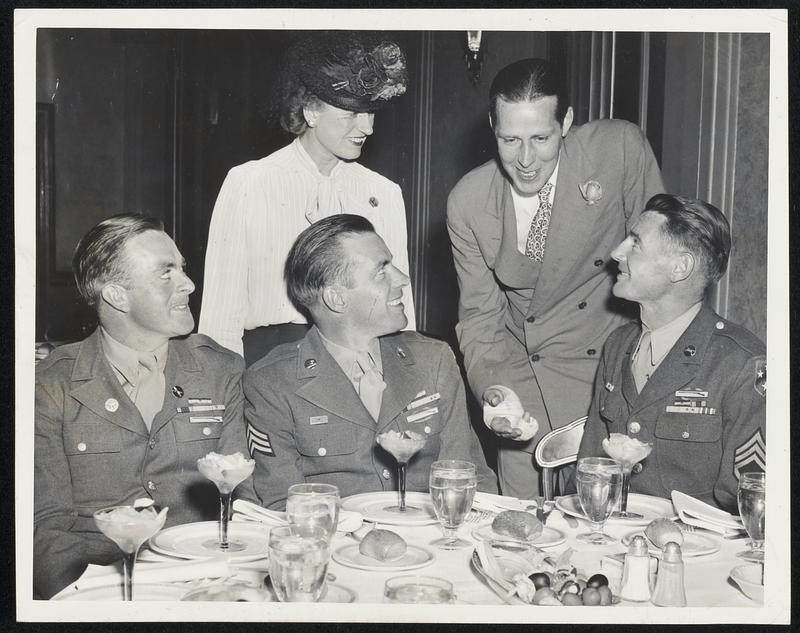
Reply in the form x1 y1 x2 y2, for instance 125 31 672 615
199 32 415 364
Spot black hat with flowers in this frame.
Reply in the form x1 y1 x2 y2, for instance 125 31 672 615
287 31 408 113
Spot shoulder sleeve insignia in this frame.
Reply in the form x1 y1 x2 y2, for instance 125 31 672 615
753 358 766 397
247 422 275 457
733 428 765 480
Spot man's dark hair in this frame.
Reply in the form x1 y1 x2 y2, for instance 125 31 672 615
646 193 731 286
489 58 570 128
72 214 164 307
284 214 375 310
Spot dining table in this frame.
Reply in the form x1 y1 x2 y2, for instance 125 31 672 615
51 490 762 613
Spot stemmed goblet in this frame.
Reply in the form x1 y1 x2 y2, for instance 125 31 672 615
197 451 255 551
575 457 623 544
376 429 427 513
93 500 168 601
737 472 765 562
429 460 477 550
602 433 653 519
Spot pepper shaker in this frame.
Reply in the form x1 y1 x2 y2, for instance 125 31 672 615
619 535 652 602
651 541 687 607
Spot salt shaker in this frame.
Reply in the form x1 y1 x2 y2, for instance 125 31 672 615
651 541 687 607
619 535 652 602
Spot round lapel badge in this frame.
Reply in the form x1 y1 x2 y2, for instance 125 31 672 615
683 345 696 357
105 398 119 412
172 385 184 398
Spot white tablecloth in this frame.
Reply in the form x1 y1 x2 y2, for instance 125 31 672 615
55 501 758 608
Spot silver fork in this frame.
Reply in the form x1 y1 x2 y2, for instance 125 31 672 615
465 509 495 524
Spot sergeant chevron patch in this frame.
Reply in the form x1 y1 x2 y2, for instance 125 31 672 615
733 428 766 479
247 423 275 457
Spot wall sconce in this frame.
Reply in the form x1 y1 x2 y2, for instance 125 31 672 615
465 30 484 84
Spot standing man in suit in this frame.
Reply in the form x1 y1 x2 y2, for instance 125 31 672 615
447 58 665 498
245 214 496 509
34 215 255 599
578 194 765 513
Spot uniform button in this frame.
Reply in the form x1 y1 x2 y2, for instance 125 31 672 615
317 447 327 457
632 463 643 474
382 469 391 480
715 321 725 330
682 431 690 439
578 301 587 309
147 480 157 491
628 421 641 434
526 315 536 323
587 348 596 355
148 439 156 449
594 259 604 267
202 427 211 436
424 426 431 434
77 442 87 452
531 354 540 362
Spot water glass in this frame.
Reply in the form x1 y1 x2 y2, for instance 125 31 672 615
286 483 340 541
737 472 765 561
268 526 330 602
429 460 477 549
576 457 622 545
383 575 455 604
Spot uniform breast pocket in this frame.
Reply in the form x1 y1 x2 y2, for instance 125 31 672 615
654 412 722 496
64 422 122 505
295 422 359 477
174 419 223 480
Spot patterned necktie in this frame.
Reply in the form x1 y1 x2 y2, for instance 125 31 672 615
631 330 654 393
136 352 165 431
524 182 554 262
353 351 386 422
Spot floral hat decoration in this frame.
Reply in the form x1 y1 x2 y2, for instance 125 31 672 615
293 31 408 113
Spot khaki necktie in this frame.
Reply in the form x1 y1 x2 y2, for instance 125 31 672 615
136 352 165 430
524 182 554 262
353 351 386 422
631 330 654 393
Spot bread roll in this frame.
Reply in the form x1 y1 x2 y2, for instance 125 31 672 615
358 528 407 561
491 510 544 541
644 518 684 548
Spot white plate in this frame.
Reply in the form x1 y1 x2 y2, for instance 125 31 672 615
340 491 438 526
555 494 676 526
149 521 269 562
53 582 189 601
622 530 720 558
471 524 566 549
331 543 435 571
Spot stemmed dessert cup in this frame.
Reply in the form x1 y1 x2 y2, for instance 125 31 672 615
737 472 766 562
429 460 477 550
197 452 255 551
376 429 427 513
575 457 623 544
602 433 653 519
93 502 168 601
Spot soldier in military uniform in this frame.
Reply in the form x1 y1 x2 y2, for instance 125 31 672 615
34 215 255 599
245 215 497 509
578 194 765 513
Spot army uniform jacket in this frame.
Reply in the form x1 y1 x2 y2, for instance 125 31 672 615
244 327 498 509
447 119 665 451
578 305 766 513
34 329 255 598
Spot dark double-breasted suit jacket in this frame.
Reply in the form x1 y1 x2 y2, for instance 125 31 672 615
244 327 497 509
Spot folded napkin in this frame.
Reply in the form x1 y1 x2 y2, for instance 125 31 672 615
61 559 232 594
472 492 528 512
482 385 539 442
232 499 363 533
671 490 745 536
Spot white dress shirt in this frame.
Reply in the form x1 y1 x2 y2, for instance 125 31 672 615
511 161 560 255
199 138 416 356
